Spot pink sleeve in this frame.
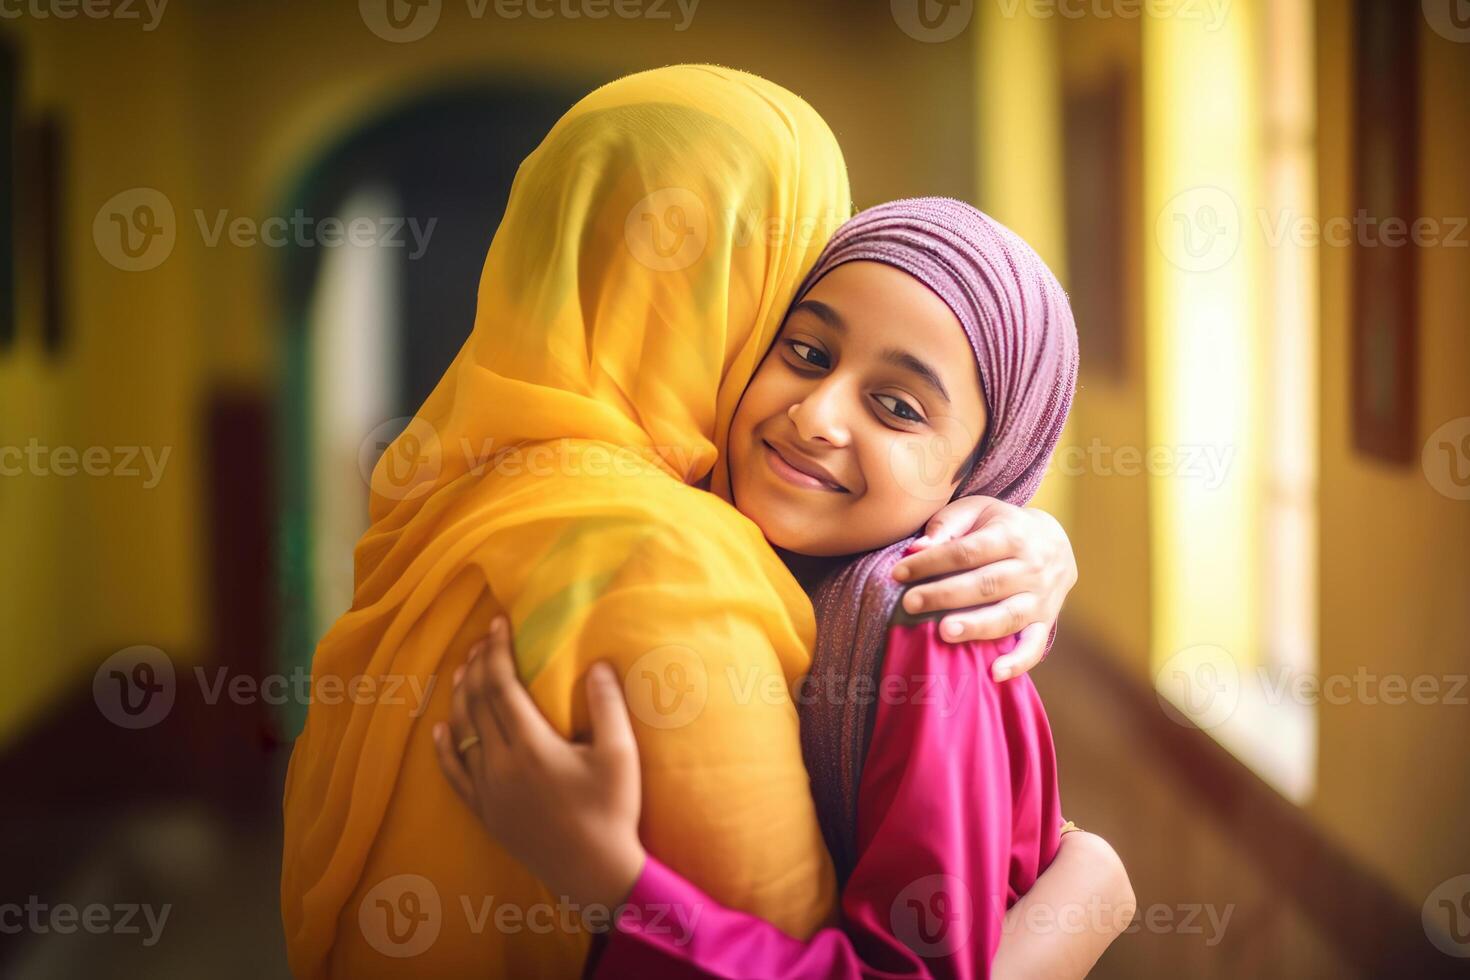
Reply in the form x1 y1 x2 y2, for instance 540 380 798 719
587 621 1063 979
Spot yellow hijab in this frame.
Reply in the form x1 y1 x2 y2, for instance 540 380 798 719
282 66 851 977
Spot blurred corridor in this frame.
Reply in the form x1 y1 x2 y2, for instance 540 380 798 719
2 1 1467 976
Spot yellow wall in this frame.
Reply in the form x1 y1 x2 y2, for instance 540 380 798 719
0 2 978 747
1311 3 1470 908
1051 15 1154 678
1 12 206 745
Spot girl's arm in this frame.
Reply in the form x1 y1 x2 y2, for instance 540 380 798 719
994 831 1136 979
436 617 1130 978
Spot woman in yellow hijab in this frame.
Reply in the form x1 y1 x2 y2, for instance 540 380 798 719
281 66 853 977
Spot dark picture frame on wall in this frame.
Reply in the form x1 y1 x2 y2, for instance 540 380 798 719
1350 0 1419 465
1063 67 1128 382
27 114 65 357
1 40 16 353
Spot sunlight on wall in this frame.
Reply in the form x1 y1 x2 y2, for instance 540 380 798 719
307 186 401 644
1146 0 1317 803
975 0 1072 524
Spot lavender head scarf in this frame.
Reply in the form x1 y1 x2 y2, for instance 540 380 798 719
791 198 1079 884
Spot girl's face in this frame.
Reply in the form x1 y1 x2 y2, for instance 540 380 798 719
727 260 988 557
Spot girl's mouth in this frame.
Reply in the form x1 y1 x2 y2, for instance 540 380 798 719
762 440 848 493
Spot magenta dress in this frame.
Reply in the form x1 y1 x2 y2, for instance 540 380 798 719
585 619 1065 978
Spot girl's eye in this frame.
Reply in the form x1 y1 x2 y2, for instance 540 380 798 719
787 341 830 370
875 393 924 423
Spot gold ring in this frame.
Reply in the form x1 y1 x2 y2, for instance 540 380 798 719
457 733 481 754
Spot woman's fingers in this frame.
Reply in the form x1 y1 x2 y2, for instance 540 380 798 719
900 559 1028 616
935 593 1039 643
892 523 1016 584
432 722 478 806
916 495 996 548
991 620 1052 681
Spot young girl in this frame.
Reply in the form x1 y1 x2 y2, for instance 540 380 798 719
436 199 1133 977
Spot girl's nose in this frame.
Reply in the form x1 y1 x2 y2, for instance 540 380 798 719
787 382 851 448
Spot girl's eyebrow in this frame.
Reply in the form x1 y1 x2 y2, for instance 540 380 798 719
791 298 844 329
791 298 952 404
879 348 951 405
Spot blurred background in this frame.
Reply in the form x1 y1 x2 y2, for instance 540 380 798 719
1 0 1467 976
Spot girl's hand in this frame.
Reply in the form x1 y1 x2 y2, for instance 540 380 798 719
433 616 646 911
890 497 1077 680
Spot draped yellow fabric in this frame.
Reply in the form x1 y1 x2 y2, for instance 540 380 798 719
281 65 852 978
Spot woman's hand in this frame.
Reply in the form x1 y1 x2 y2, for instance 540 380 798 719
890 497 1077 680
433 616 647 911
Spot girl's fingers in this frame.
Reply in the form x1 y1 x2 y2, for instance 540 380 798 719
936 594 1039 644
892 524 1014 584
900 559 1028 616
585 662 636 759
992 621 1052 681
432 722 478 806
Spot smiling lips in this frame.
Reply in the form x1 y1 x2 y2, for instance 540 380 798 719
762 440 848 493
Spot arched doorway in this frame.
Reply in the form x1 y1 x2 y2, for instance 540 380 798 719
272 81 587 737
